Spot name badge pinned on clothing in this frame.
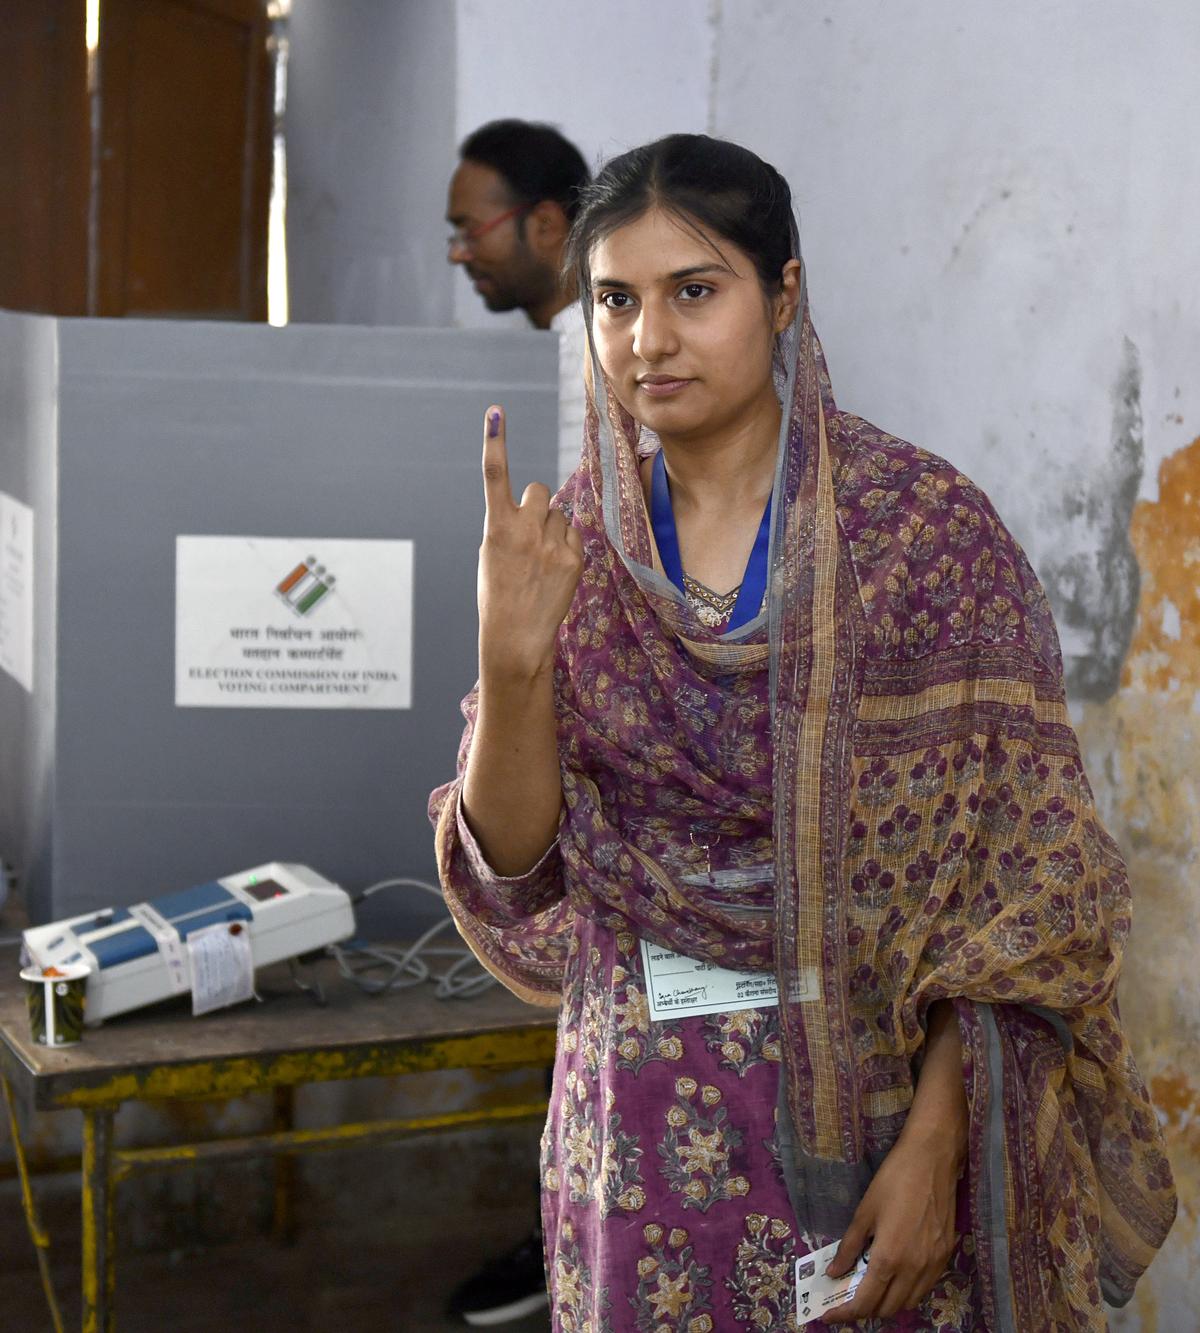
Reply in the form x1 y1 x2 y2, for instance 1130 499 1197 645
640 939 781 1020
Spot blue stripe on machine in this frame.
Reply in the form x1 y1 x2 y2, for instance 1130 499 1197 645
148 881 235 922
88 926 159 970
78 907 132 938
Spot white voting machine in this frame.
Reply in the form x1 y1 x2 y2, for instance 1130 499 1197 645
20 863 354 1023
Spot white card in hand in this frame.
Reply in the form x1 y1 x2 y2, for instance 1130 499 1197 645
794 1240 870 1326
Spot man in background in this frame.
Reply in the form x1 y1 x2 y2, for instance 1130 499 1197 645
447 118 590 485
442 118 589 1326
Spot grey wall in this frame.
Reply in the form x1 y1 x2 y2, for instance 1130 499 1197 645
286 0 458 327
710 3 1200 704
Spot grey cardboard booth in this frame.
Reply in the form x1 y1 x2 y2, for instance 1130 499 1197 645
0 309 557 928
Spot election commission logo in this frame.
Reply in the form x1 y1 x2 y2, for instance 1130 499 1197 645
275 556 336 617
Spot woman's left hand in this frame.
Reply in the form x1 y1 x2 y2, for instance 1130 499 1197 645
822 1097 965 1322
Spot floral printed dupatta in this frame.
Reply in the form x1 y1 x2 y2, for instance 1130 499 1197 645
431 253 1175 1328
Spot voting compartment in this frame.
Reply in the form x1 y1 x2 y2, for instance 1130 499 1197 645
0 310 557 927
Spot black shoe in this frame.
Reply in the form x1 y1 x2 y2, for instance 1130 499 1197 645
447 1231 549 1326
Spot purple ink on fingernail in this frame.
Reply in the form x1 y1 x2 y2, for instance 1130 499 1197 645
487 410 500 438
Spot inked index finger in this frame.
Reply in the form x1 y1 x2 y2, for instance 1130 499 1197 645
482 405 515 522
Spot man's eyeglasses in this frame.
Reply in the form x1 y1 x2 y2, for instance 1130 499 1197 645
446 204 530 254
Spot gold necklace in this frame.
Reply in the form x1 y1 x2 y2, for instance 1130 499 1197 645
683 572 741 628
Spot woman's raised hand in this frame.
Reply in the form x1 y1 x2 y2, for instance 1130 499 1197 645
477 405 583 681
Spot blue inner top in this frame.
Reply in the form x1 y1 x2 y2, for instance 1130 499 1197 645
649 449 772 632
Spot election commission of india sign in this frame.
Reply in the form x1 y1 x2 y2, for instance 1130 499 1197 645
175 535 413 710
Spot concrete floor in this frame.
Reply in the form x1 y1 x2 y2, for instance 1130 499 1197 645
0 1127 553 1332
0 1233 552 1332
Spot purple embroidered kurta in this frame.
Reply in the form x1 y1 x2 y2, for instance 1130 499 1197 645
446 795 980 1331
431 267 1175 1330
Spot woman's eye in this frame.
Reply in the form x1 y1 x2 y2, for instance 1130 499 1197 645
598 291 633 310
678 283 713 301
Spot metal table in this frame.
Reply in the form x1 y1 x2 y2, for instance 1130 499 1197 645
0 946 557 1331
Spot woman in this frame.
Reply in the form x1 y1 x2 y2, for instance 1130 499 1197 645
430 136 1174 1331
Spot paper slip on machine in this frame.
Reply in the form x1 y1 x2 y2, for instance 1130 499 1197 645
20 862 355 1023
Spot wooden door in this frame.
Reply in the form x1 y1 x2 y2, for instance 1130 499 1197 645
0 0 273 319
0 1 90 314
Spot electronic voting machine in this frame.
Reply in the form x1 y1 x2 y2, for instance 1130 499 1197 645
20 863 355 1023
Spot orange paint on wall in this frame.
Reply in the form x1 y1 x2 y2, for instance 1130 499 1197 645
1150 1070 1200 1155
1122 435 1200 694
1074 433 1200 1327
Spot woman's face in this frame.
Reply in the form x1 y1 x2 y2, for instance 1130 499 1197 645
588 207 798 442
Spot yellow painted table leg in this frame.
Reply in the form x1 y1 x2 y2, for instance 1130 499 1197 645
271 1084 296 1244
2 1072 66 1333
81 1108 116 1333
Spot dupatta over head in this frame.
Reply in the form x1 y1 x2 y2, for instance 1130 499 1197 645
432 231 1175 1329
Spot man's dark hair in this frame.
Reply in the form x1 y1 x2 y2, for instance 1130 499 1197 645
459 119 591 222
